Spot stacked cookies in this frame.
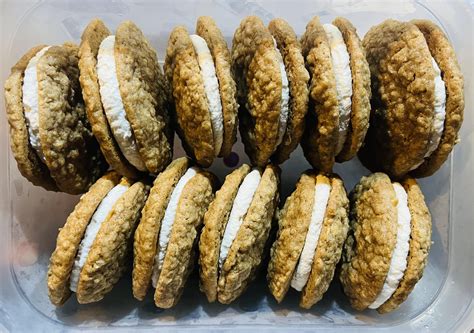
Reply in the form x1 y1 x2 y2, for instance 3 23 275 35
1 15 462 315
5 19 174 193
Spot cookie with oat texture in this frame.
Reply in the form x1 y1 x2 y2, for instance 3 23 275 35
132 157 217 308
340 173 432 314
4 42 107 193
48 171 148 305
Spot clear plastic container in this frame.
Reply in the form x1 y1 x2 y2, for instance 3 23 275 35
1 0 472 331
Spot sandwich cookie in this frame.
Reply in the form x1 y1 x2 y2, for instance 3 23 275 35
231 17 309 166
300 17 371 172
132 157 217 308
4 43 107 193
360 19 464 178
164 16 238 167
79 19 173 177
48 172 149 305
267 172 349 308
340 173 432 313
199 164 280 304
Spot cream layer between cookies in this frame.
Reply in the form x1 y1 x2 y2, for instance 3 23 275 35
69 183 130 292
290 177 331 291
151 167 198 288
272 37 290 147
97 35 147 171
323 24 353 155
409 57 447 171
190 35 224 155
369 182 411 309
218 169 262 269
22 46 52 162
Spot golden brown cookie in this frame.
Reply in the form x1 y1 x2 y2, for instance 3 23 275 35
79 19 138 179
132 158 216 308
165 17 238 167
332 17 371 162
199 164 251 302
267 172 349 308
47 172 147 305
48 171 121 305
231 16 281 167
78 19 173 176
196 16 238 158
233 16 309 166
4 45 58 191
115 21 173 174
340 173 398 310
165 26 214 166
340 173 432 313
132 157 190 300
268 18 310 164
377 178 431 313
301 176 348 308
409 20 464 178
198 164 280 304
38 43 107 194
301 17 371 171
360 19 460 178
77 179 149 303
300 17 339 172
4 42 107 194
154 170 216 308
218 165 279 304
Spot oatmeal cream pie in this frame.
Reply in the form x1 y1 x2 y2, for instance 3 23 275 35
199 163 280 304
4 43 107 193
132 157 217 308
340 173 432 313
79 19 173 177
267 172 349 309
231 16 310 166
164 17 238 167
48 172 149 305
359 19 463 178
300 17 371 172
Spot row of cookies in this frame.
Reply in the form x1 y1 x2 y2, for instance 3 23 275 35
47 157 431 314
5 16 463 193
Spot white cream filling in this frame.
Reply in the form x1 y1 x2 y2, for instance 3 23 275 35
272 37 290 147
323 24 353 155
369 182 411 309
97 35 146 171
426 58 446 156
151 167 198 288
22 46 52 162
190 34 224 155
69 183 129 292
410 57 447 171
218 169 261 269
290 180 331 291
